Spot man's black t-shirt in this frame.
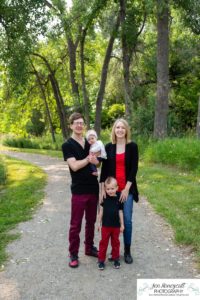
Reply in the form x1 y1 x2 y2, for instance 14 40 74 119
101 193 123 227
62 137 99 195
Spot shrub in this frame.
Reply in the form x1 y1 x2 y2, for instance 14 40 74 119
25 109 45 136
3 137 40 149
144 137 200 172
2 134 63 151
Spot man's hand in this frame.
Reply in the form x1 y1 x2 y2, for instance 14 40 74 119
89 153 99 165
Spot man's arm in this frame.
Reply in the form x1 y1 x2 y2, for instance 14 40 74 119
67 157 89 172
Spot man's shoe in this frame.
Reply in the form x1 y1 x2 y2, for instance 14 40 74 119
85 246 98 257
69 254 79 268
98 261 105 270
113 260 120 269
124 253 133 264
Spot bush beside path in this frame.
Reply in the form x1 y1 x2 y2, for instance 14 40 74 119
0 151 199 300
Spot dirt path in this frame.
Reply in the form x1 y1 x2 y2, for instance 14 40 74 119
0 151 199 300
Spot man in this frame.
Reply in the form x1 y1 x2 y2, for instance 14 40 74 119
62 112 99 268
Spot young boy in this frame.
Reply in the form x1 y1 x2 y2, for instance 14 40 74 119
97 177 124 270
86 129 107 176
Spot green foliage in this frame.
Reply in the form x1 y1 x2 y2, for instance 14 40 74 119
144 137 200 172
0 0 49 83
132 93 155 136
2 134 63 151
25 109 45 136
101 103 125 128
99 128 111 144
0 0 199 139
3 137 40 149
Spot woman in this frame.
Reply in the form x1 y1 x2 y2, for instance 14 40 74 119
100 118 139 264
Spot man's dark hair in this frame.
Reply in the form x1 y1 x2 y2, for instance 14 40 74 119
69 112 84 124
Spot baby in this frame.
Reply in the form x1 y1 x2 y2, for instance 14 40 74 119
86 129 107 176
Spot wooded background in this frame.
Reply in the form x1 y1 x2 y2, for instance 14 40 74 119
0 0 200 141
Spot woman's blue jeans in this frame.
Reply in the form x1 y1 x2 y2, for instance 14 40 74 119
123 194 134 246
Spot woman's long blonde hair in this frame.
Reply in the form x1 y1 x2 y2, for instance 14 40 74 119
111 118 131 144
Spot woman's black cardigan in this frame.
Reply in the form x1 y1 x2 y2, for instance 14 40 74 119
100 142 139 202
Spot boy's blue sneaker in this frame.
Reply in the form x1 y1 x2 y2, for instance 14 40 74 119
113 260 120 269
98 261 105 270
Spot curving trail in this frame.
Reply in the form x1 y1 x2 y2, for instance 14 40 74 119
0 151 198 300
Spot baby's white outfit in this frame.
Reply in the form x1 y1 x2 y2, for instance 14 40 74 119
90 140 107 159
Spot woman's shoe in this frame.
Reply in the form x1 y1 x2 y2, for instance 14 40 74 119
124 253 133 264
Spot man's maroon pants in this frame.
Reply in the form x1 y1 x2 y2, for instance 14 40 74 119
98 226 120 262
69 194 98 255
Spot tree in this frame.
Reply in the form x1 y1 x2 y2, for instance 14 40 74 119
196 96 200 138
94 9 121 136
119 0 147 122
30 61 56 142
153 0 169 138
0 0 48 82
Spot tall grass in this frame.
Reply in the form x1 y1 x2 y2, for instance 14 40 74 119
0 156 7 187
144 137 200 173
2 134 63 151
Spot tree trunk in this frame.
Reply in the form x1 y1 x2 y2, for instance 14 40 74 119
31 53 68 140
80 28 90 129
94 11 121 136
49 73 68 139
196 95 200 138
119 0 132 121
154 0 169 139
31 64 56 143
67 36 80 106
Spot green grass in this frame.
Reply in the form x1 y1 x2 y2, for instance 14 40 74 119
138 161 200 267
0 157 7 187
0 155 46 268
144 137 200 173
0 145 63 158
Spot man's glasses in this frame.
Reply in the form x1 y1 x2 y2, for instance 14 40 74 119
73 121 85 126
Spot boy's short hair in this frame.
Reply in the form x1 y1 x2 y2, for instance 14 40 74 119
105 177 118 186
69 112 84 124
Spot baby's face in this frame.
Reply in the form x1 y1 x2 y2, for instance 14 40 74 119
88 135 97 145
105 183 118 197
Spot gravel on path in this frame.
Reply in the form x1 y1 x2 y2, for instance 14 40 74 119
0 151 199 300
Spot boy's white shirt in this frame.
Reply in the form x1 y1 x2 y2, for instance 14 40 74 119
90 140 107 159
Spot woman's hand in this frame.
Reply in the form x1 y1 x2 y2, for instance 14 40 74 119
119 188 129 202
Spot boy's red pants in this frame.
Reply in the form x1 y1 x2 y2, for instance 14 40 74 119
98 226 120 262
